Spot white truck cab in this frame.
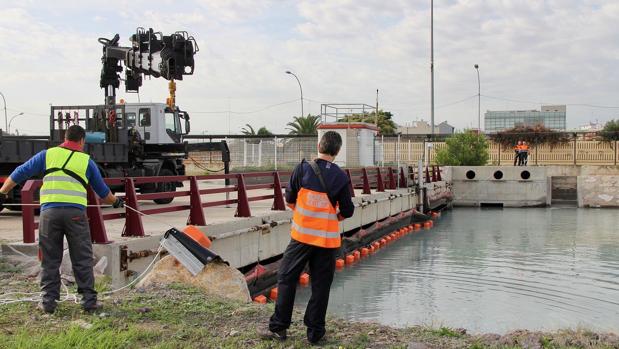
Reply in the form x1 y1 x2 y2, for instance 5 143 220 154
122 103 189 144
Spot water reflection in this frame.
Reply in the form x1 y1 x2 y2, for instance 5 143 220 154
294 208 619 333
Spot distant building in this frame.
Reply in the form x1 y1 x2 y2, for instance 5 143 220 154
484 105 566 132
397 120 454 135
577 121 603 132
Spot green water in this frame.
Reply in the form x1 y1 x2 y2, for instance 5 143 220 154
294 207 619 334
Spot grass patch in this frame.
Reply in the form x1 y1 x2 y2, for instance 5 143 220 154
0 257 21 273
432 326 463 338
1 281 618 348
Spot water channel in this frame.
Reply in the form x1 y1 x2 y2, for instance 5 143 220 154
294 207 619 334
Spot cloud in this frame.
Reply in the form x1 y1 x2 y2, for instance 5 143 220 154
0 0 617 135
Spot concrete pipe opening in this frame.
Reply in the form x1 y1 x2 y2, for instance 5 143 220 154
466 170 476 180
493 170 504 180
521 170 531 180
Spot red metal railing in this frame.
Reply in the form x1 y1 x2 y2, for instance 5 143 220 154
20 166 444 244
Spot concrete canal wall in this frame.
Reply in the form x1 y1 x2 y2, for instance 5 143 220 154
450 165 619 208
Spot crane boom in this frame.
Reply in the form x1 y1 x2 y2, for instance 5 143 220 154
99 27 198 107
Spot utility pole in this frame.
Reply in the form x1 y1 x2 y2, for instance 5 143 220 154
375 89 379 126
477 65 481 131
430 0 435 141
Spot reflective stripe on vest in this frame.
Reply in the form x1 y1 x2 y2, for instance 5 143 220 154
40 147 90 206
291 188 340 248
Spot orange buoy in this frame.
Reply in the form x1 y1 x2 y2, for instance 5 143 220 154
380 238 387 246
390 233 397 240
183 225 212 248
335 258 345 269
346 254 355 265
361 247 370 257
372 241 380 250
299 272 310 285
414 223 422 230
253 295 267 304
353 250 361 261
369 245 375 253
431 211 439 219
423 221 432 229
269 287 278 301
385 236 392 243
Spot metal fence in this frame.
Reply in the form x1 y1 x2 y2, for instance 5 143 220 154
186 134 619 174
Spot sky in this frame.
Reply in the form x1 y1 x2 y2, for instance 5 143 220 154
1 0 618 135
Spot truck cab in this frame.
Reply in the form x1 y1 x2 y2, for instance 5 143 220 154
123 103 190 144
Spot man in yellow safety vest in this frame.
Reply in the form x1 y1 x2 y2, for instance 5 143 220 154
0 125 123 314
259 131 355 344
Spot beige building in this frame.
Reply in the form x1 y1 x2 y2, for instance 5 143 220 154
397 120 455 135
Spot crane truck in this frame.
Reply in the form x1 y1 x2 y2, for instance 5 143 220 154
0 28 229 211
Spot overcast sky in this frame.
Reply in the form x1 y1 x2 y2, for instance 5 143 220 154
1 0 618 135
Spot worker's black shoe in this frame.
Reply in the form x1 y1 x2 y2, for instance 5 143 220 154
37 302 56 314
82 301 103 313
257 325 287 340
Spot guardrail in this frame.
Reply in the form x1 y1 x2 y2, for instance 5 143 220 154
20 166 445 244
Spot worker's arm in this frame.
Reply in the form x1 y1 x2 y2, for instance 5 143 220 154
0 150 47 196
335 172 354 220
284 161 304 210
86 160 123 207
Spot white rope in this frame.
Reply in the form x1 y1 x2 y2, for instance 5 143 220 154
0 203 168 306
0 241 164 305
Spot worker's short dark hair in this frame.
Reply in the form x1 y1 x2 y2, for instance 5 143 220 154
318 131 342 156
65 125 86 142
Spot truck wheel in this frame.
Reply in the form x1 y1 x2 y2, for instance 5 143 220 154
154 169 176 204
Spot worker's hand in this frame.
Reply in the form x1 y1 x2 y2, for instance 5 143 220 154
113 198 125 208
337 213 345 221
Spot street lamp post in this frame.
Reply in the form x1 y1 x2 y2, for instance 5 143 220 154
475 64 480 131
0 91 7 134
8 112 24 134
285 71 304 118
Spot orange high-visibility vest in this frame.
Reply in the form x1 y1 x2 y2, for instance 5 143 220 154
290 188 341 248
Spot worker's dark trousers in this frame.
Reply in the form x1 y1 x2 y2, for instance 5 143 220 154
39 207 97 309
269 239 337 342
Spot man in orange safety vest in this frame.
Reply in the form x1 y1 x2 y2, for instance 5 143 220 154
259 131 354 344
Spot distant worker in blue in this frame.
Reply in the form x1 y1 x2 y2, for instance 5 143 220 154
259 131 355 344
0 125 124 314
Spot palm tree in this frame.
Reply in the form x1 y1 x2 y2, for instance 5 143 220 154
241 124 256 135
287 115 321 135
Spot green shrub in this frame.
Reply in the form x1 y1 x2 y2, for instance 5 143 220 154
435 131 489 166
600 119 619 142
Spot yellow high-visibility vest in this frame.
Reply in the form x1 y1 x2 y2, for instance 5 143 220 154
40 147 90 206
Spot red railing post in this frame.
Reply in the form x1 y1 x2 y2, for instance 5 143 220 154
425 166 431 183
188 176 207 226
21 180 38 243
387 167 396 189
409 166 415 183
87 187 111 244
431 165 438 182
399 167 407 188
376 167 385 192
361 168 371 194
122 178 145 237
272 172 286 211
436 166 442 181
345 169 355 197
235 174 251 217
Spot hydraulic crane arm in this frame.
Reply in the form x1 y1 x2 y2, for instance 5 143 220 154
99 27 198 107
